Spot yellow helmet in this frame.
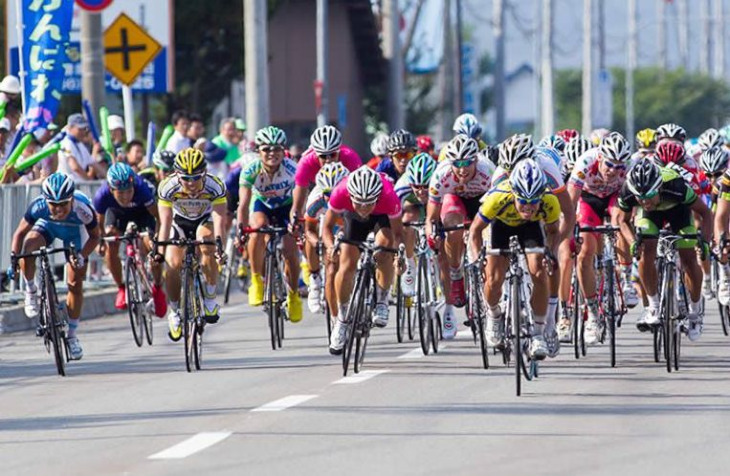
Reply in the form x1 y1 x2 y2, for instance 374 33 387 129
174 147 206 175
635 128 657 150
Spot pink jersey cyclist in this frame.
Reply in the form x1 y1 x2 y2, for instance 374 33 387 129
295 145 362 188
569 148 627 228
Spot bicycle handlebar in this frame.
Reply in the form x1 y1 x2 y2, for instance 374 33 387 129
485 246 548 257
578 225 620 233
103 231 150 243
13 245 75 260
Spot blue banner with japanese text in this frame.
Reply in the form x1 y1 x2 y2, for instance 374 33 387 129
20 0 75 132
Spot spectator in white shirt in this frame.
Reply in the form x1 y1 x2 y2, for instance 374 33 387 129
165 110 191 154
57 113 107 181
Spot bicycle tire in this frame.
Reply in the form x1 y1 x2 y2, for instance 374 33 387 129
342 269 366 376
354 275 374 374
275 253 286 346
431 311 440 353
571 272 581 359
44 275 66 376
125 259 144 347
223 262 233 304
417 255 430 355
721 304 730 337
144 310 154 345
512 274 523 396
471 268 489 370
606 260 617 368
653 325 663 363
265 249 278 350
193 278 204 370
182 269 195 373
407 298 415 341
325 300 332 342
662 267 674 373
396 275 405 343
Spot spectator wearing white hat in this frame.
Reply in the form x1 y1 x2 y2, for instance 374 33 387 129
57 113 107 181
0 75 20 105
0 118 11 166
107 114 126 160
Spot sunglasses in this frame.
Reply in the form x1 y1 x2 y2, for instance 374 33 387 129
392 150 415 159
638 190 659 200
317 152 338 160
47 199 72 206
516 196 542 206
451 159 475 168
352 199 377 207
260 146 284 153
180 174 204 182
411 185 428 191
603 160 626 170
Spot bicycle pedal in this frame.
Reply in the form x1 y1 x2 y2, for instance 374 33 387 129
35 325 44 337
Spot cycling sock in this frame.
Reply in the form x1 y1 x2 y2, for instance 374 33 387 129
487 304 501 318
67 318 79 338
559 300 568 318
376 285 389 304
533 320 545 336
689 299 702 315
546 297 559 330
647 293 660 310
170 300 179 311
25 281 37 293
449 266 463 281
205 283 217 299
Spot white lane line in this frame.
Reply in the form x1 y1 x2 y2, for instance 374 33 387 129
333 369 390 384
148 432 232 460
397 345 447 359
250 394 318 412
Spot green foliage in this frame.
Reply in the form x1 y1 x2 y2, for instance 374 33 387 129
0 0 5 76
405 73 438 134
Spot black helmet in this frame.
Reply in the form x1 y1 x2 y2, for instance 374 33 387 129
387 129 416 152
626 160 663 198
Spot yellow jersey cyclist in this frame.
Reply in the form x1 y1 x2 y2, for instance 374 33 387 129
631 128 657 163
469 159 561 360
155 148 228 341
236 126 303 322
616 160 712 341
11 173 101 360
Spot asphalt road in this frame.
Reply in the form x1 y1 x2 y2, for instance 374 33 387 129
2 289 730 476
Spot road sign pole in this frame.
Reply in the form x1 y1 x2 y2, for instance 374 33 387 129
122 85 135 141
81 10 106 131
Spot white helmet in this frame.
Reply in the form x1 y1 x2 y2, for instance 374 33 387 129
498 133 535 171
564 135 592 174
370 133 389 157
598 132 631 163
0 75 20 95
443 134 479 163
452 113 483 139
699 147 729 176
656 123 687 142
509 159 547 201
347 166 383 204
310 125 342 155
698 128 723 151
316 162 349 194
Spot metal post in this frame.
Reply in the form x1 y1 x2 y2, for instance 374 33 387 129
678 0 689 69
14 0 26 115
597 0 605 71
122 85 135 141
493 0 506 141
714 0 724 78
581 0 593 134
455 0 464 114
540 0 554 137
80 10 106 128
627 0 636 151
658 0 667 70
383 0 404 130
440 0 454 140
244 0 270 136
700 0 711 74
316 0 328 127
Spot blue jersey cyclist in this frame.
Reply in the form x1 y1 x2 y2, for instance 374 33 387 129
11 173 101 361
376 129 418 182
94 162 167 317
236 126 303 322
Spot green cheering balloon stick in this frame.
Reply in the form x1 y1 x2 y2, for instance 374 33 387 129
14 143 62 173
99 106 115 159
0 133 34 182
155 125 174 154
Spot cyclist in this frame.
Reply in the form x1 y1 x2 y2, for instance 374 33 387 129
376 129 417 182
567 132 635 345
632 128 657 162
713 152 730 305
469 159 560 359
437 113 487 162
556 129 579 143
366 133 389 169
416 134 437 159
617 160 712 341
94 163 166 317
698 128 723 153
561 135 593 182
11 172 100 360
426 134 495 338
652 140 711 195
236 126 302 322
138 150 176 195
303 162 350 314
323 166 404 354
538 134 566 154
155 148 227 341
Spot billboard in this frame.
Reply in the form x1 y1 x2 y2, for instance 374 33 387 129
5 0 174 94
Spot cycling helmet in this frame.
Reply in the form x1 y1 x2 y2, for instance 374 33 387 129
626 159 663 198
346 166 383 204
699 147 729 176
42 172 75 202
656 123 687 142
388 129 417 152
556 129 579 142
310 125 342 154
589 128 610 146
655 140 686 165
538 134 566 152
315 162 349 194
416 134 435 153
255 126 287 146
107 162 135 190
698 128 723 151
510 159 546 201
498 133 535 171
153 150 175 171
635 128 657 150
370 133 389 157
598 132 631 163
720 125 730 145
443 134 480 163
174 147 206 175
452 113 483 139
406 152 437 186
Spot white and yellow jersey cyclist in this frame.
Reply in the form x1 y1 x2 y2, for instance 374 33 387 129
156 148 228 341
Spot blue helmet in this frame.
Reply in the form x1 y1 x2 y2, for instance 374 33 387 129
453 113 483 140
42 172 75 202
538 134 566 152
107 162 135 190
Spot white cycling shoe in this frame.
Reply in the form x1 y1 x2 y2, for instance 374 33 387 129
67 336 83 361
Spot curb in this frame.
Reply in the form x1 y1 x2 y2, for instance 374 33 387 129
0 288 122 335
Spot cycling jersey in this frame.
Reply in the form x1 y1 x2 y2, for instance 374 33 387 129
375 158 405 182
158 173 227 221
295 145 362 187
304 186 328 220
654 159 712 196
224 167 242 213
137 167 158 194
24 191 98 248
617 167 697 212
329 174 402 219
428 158 495 203
93 175 155 215
478 181 560 227
239 157 297 209
569 148 626 198
394 174 423 207
491 147 565 194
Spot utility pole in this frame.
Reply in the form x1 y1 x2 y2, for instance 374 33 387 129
244 0 270 136
700 0 711 74
714 0 724 79
678 0 689 69
540 0 554 137
627 0 636 151
493 0 506 141
440 0 454 140
383 0 404 130
581 0 593 134
454 0 464 114
316 0 328 126
80 10 105 128
597 0 605 71
657 0 667 70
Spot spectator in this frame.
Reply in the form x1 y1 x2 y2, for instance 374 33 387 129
212 117 241 165
165 109 191 154
57 113 107 181
0 118 10 161
0 75 20 106
235 118 247 146
107 114 126 159
125 139 146 171
187 113 206 148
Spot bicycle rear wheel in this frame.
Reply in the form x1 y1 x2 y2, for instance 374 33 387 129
44 277 66 377
265 251 279 350
125 259 144 347
606 261 617 368
193 279 204 370
396 275 406 343
720 302 730 337
342 270 366 376
354 279 374 374
182 269 196 372
417 255 431 355
512 276 523 396
571 270 582 359
661 269 674 373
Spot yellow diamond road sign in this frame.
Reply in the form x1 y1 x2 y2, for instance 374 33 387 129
103 13 162 86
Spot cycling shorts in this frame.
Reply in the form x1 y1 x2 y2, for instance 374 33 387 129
172 214 213 240
32 219 86 250
342 212 391 243
106 208 156 235
488 220 545 250
251 198 291 227
440 194 482 221
635 206 697 249
577 191 619 231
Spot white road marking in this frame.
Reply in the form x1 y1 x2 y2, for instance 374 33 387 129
397 345 447 359
250 394 318 412
333 369 390 384
148 432 232 460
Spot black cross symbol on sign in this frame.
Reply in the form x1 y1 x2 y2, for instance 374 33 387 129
105 28 146 71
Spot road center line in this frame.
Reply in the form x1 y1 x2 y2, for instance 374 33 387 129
250 394 318 412
148 432 232 460
333 369 390 384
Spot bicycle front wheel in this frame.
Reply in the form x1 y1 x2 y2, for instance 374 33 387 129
44 277 66 377
606 261 617 368
396 275 405 343
181 269 197 372
264 250 279 350
125 259 144 347
417 255 431 355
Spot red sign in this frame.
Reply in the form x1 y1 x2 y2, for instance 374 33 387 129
313 80 324 114
76 0 114 12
